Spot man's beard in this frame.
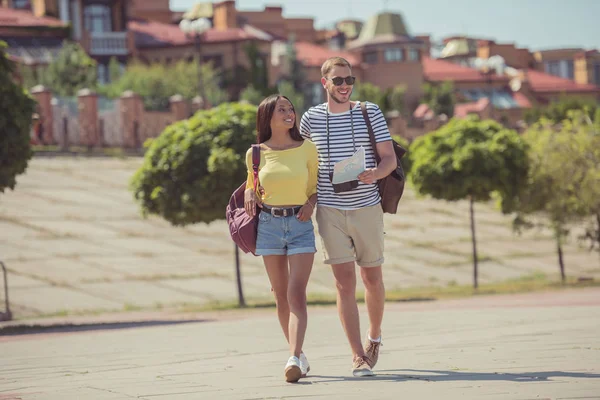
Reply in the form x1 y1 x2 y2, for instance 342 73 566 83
328 86 352 104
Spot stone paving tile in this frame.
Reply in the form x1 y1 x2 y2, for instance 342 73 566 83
9 285 122 314
1 291 598 399
6 258 127 285
79 281 208 308
1 158 599 318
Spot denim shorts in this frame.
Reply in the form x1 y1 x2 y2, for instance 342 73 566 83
255 210 317 256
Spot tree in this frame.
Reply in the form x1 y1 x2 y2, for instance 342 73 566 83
239 85 264 105
278 80 305 115
284 34 305 93
43 41 97 96
108 57 122 83
422 81 455 118
524 97 598 124
0 41 36 194
352 82 386 108
516 112 600 278
409 116 529 288
99 60 228 110
387 85 406 115
130 102 258 306
244 42 270 95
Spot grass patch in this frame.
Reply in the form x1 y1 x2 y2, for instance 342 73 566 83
8 274 599 322
32 145 142 158
180 273 599 312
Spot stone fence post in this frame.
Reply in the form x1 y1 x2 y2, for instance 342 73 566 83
30 85 54 144
78 88 99 147
120 91 144 148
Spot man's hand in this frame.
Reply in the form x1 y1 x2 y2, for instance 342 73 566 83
244 188 262 217
358 168 380 185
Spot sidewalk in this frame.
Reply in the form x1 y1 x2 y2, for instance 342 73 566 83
1 288 599 400
2 157 599 320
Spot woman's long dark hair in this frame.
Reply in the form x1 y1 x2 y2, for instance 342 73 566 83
256 94 304 144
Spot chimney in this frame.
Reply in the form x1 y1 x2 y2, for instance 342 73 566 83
213 0 237 30
416 35 431 57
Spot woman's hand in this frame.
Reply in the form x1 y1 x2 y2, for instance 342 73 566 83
244 188 262 217
296 201 315 222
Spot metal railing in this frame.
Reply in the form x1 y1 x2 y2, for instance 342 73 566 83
89 31 129 56
0 261 11 321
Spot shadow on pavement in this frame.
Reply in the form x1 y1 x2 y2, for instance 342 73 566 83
0 319 213 337
310 368 600 382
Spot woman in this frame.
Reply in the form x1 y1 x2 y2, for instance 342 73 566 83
244 95 318 383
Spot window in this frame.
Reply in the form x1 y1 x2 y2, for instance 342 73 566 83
565 60 574 80
12 0 32 9
84 4 112 33
545 61 560 77
97 63 108 85
594 63 600 86
384 48 404 62
408 48 419 61
363 51 378 64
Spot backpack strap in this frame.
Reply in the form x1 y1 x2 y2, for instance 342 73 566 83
251 144 260 192
360 102 381 164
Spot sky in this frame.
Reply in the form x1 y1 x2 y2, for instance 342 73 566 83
170 0 600 51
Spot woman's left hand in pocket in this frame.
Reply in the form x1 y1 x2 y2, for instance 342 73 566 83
296 203 314 222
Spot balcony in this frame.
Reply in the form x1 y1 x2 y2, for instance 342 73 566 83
88 31 129 56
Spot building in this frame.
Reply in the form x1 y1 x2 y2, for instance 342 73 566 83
346 12 426 108
533 47 600 87
0 7 69 67
429 35 600 129
2 0 135 83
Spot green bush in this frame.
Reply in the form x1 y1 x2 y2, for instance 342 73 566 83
42 41 97 96
0 41 36 193
130 102 257 225
99 60 228 110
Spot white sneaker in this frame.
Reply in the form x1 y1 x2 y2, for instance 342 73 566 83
284 356 302 382
299 352 310 377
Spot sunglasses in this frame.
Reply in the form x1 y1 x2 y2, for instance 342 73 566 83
326 76 356 86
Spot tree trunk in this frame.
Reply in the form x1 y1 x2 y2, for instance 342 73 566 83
556 234 566 284
469 196 479 289
234 244 246 307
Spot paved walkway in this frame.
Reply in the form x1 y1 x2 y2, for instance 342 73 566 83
1 157 599 319
1 288 599 399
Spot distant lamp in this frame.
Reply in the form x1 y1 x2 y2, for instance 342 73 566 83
179 17 212 106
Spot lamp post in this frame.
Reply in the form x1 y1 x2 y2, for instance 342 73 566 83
179 17 211 106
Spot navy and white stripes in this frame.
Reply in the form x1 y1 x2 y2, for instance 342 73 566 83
300 101 392 210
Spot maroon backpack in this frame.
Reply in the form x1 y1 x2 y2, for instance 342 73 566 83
226 145 260 255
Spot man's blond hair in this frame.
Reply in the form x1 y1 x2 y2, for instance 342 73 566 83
321 57 352 77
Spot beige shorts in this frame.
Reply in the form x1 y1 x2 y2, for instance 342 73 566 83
316 204 384 267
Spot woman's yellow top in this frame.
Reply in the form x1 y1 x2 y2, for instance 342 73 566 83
245 140 318 206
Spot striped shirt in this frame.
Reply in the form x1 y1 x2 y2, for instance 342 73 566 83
299 101 392 210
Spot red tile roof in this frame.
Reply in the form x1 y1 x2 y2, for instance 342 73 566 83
512 92 532 108
129 19 271 48
422 56 508 83
294 41 359 68
526 69 600 93
454 98 490 118
0 7 67 27
413 103 434 119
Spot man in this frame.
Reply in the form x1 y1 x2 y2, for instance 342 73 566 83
299 57 397 376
